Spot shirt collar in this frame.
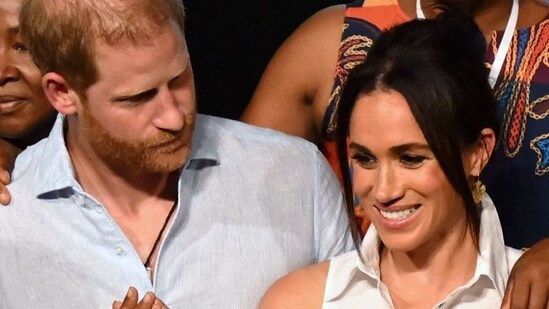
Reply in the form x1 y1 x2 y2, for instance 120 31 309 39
325 194 509 302
33 114 220 197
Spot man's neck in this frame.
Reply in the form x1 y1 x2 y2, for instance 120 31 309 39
65 128 179 212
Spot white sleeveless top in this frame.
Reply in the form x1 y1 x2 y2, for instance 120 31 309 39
323 195 522 308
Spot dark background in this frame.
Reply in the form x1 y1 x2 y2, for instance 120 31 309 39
184 0 349 120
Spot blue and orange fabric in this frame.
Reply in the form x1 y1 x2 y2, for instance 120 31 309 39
483 15 549 248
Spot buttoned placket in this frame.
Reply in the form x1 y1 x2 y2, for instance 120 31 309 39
72 191 153 290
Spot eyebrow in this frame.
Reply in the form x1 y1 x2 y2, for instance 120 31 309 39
8 26 19 34
112 88 157 102
111 68 187 102
349 141 431 154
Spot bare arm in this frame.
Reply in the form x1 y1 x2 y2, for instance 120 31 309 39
241 5 346 145
0 138 21 205
260 261 329 309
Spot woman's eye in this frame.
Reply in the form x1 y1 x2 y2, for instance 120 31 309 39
351 154 375 169
400 154 427 168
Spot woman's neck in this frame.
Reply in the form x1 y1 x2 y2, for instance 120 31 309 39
379 228 477 309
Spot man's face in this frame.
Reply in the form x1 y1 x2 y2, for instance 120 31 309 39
77 21 196 174
0 0 55 139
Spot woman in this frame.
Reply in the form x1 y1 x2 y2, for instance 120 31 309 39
260 9 522 308
0 0 57 204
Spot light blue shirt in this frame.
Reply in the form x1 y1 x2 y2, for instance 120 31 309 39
0 114 352 308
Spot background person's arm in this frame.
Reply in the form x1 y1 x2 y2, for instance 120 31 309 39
241 5 347 145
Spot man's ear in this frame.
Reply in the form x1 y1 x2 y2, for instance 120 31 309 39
465 128 496 176
42 72 81 116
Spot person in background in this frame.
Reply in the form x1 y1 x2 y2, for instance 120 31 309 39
260 9 522 308
242 0 549 307
0 0 351 307
0 0 57 205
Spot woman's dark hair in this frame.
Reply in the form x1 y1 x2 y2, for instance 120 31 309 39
336 6 500 251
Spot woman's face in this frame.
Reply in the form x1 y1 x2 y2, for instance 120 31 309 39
0 0 55 139
348 89 470 253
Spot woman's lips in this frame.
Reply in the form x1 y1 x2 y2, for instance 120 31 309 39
374 204 422 229
0 96 27 114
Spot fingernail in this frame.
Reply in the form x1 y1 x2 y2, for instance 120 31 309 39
152 299 162 309
143 292 153 302
0 193 7 206
126 287 134 297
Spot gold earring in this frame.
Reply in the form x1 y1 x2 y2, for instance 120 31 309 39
472 175 486 205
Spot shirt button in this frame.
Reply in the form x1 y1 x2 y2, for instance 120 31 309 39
115 247 124 255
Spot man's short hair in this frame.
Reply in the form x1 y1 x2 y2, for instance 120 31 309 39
19 0 186 93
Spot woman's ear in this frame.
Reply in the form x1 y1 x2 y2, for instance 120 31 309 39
464 128 496 176
42 72 82 116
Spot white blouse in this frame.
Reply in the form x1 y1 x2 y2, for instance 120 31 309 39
323 195 522 308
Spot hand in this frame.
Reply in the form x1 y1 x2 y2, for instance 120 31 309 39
0 138 21 206
112 286 169 309
501 238 549 309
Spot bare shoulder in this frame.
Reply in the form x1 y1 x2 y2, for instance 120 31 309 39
259 261 330 309
241 4 347 142
295 4 347 37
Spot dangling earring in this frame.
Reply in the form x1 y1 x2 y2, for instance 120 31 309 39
472 175 486 205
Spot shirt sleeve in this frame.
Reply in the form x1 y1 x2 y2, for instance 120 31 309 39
313 149 354 261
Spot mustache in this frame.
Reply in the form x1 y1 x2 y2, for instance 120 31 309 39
141 128 187 148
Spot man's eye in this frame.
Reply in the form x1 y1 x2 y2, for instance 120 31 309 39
14 43 28 52
400 154 427 168
351 154 375 169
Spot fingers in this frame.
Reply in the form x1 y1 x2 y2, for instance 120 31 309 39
504 238 549 309
138 292 156 308
508 280 531 309
0 170 11 206
151 296 169 309
112 287 168 309
527 281 549 309
113 286 139 309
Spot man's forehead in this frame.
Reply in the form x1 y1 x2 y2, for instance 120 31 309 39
0 1 21 29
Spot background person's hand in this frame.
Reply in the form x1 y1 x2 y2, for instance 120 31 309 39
501 238 549 309
112 287 169 309
0 139 21 205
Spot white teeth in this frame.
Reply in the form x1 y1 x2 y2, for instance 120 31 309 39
379 206 418 221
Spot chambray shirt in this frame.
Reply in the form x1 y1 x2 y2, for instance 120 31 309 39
0 114 352 308
323 195 522 308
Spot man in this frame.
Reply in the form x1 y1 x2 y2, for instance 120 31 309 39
0 0 351 307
